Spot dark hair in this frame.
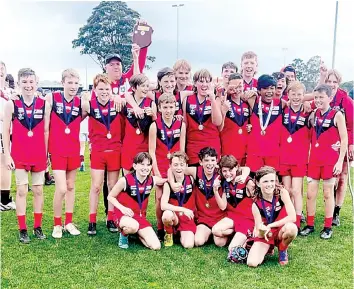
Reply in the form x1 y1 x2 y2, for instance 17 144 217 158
5 74 15 89
129 74 149 97
272 72 285 80
228 73 243 82
198 147 218 161
156 67 177 94
314 84 332 98
133 152 152 166
218 155 242 178
254 166 281 199
222 62 238 73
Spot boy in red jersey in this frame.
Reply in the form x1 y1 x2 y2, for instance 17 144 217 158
219 73 250 165
272 72 288 101
47 69 85 239
161 151 195 248
168 147 250 247
212 155 254 251
182 69 223 165
121 74 157 175
108 152 166 250
173 59 193 92
323 69 353 226
243 74 287 173
0 61 15 211
240 51 258 92
300 84 347 239
281 65 297 83
3 68 51 243
220 62 238 91
82 74 124 236
149 93 186 240
279 81 311 229
247 166 297 267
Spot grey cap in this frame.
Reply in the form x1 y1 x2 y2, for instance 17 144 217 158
105 53 122 64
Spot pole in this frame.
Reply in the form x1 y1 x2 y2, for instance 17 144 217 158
332 1 338 69
172 4 184 60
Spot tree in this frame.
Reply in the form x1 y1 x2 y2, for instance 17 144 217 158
72 1 155 71
340 81 354 93
290 56 321 92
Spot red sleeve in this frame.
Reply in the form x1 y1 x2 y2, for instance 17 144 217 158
342 95 354 145
122 47 148 80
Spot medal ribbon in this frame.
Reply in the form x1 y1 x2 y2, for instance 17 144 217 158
258 98 274 132
261 196 276 225
229 97 244 126
96 98 111 132
61 93 75 127
195 96 207 125
20 96 36 131
315 108 331 141
223 180 239 206
202 171 216 200
133 174 149 214
176 178 188 207
287 105 302 135
161 118 174 152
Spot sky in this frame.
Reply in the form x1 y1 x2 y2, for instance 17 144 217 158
1 0 353 88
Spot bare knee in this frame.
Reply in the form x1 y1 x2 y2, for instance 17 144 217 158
214 236 227 247
194 235 207 247
211 225 222 237
150 242 161 251
91 184 101 195
56 186 67 197
162 210 174 224
181 239 194 249
247 258 261 268
17 187 28 198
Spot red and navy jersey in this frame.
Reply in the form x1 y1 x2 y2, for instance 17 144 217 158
330 88 354 146
280 107 311 165
48 92 81 157
255 195 287 227
247 97 283 157
168 175 195 210
122 97 153 152
221 178 253 220
244 78 258 92
12 97 46 170
185 94 221 164
154 90 183 116
194 166 225 221
117 173 154 217
155 115 183 176
309 108 340 166
220 97 250 159
89 99 123 152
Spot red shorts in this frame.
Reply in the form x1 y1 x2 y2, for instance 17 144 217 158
307 164 334 180
246 155 279 172
176 213 197 234
279 164 307 177
91 150 121 171
226 213 254 237
51 154 80 171
15 162 46 173
197 216 222 229
114 208 151 230
253 226 282 246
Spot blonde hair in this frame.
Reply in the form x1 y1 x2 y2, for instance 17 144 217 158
158 92 176 106
169 151 189 164
326 69 342 84
173 59 191 72
287 81 306 93
241 51 258 63
62 69 80 82
93 73 110 89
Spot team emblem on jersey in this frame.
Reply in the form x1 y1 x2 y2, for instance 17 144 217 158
94 109 101 119
17 111 24 120
198 179 204 189
112 87 119 95
189 104 196 115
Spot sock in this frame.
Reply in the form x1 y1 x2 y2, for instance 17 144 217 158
278 241 288 251
89 213 97 223
80 155 84 162
333 205 341 217
34 213 43 228
54 217 62 226
121 229 128 236
307 215 315 227
45 171 51 181
1 190 11 205
65 212 73 225
107 211 114 221
17 215 27 230
296 215 301 228
164 224 173 234
324 217 333 228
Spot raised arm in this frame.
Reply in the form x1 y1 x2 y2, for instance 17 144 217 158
148 122 160 177
268 189 296 229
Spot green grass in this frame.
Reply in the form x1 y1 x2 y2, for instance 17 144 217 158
1 153 353 289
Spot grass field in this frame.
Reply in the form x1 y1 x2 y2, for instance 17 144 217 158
1 154 353 289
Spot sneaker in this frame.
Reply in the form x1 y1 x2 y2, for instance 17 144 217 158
19 230 30 244
164 233 173 247
0 202 10 211
6 200 16 210
33 227 46 240
299 225 315 236
107 220 118 233
45 176 55 186
118 233 129 249
52 225 63 239
301 212 306 223
87 222 97 236
278 250 289 266
332 214 340 227
64 223 81 236
320 227 333 240
157 229 165 242
79 162 85 172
